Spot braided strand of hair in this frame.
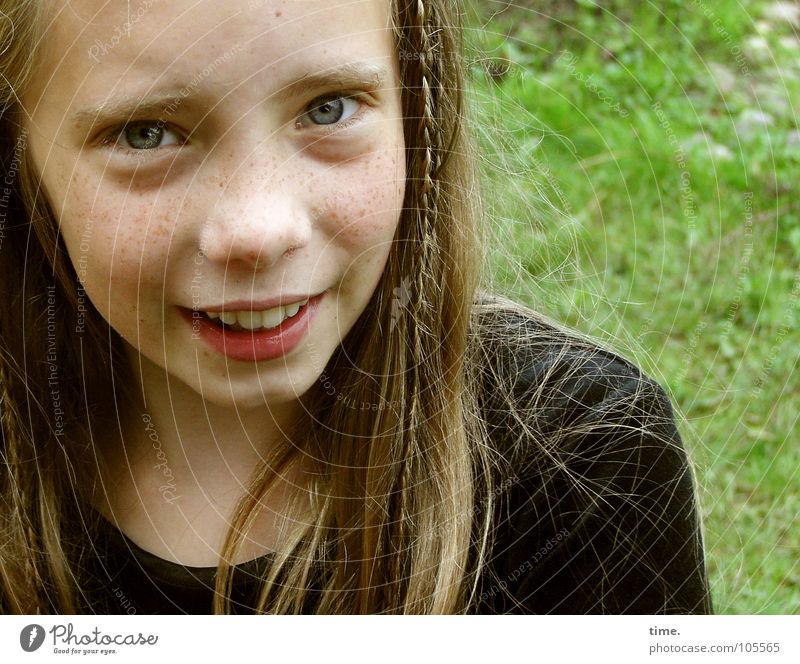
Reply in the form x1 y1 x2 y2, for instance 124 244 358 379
395 0 445 611
403 0 439 488
415 0 440 262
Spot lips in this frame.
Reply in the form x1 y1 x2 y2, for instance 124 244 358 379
181 292 326 362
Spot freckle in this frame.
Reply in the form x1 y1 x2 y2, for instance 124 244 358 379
275 10 282 17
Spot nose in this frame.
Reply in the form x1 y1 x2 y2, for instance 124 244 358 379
199 172 312 271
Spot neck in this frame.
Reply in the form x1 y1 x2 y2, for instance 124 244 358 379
92 351 312 565
129 355 303 491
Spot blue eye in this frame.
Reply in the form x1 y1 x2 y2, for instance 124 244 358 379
301 95 359 127
107 121 183 151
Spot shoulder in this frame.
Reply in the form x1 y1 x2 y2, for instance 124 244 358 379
468 294 678 466
468 294 712 614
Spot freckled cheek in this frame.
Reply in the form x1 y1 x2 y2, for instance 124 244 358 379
59 203 174 312
317 153 405 249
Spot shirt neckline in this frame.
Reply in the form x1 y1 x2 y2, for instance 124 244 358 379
94 510 275 589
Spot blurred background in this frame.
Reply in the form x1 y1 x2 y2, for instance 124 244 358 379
462 0 799 614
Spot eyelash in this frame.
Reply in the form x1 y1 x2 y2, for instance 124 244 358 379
99 122 184 158
295 93 364 131
99 92 368 157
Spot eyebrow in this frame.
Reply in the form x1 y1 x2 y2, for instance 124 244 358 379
71 93 191 129
278 63 388 102
71 63 390 129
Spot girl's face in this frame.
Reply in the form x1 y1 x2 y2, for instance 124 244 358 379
24 0 405 409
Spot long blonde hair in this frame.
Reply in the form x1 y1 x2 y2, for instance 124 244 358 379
0 0 504 614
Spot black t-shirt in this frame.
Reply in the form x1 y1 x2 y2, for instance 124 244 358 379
80 314 713 614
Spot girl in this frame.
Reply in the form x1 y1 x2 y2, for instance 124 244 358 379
0 0 712 614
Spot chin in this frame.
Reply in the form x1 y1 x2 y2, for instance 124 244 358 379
187 371 319 412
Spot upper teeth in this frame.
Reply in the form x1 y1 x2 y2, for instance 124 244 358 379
206 299 307 330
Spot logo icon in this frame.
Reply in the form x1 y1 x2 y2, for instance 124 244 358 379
390 277 412 330
20 624 45 652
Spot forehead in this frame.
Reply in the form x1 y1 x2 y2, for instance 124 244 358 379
29 0 396 110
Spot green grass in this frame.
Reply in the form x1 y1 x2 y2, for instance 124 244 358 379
466 0 800 614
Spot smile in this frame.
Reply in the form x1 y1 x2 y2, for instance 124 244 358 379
203 298 309 331
182 292 326 362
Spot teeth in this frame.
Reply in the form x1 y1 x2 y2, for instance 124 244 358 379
237 311 263 331
203 299 308 331
261 307 285 328
219 312 238 326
